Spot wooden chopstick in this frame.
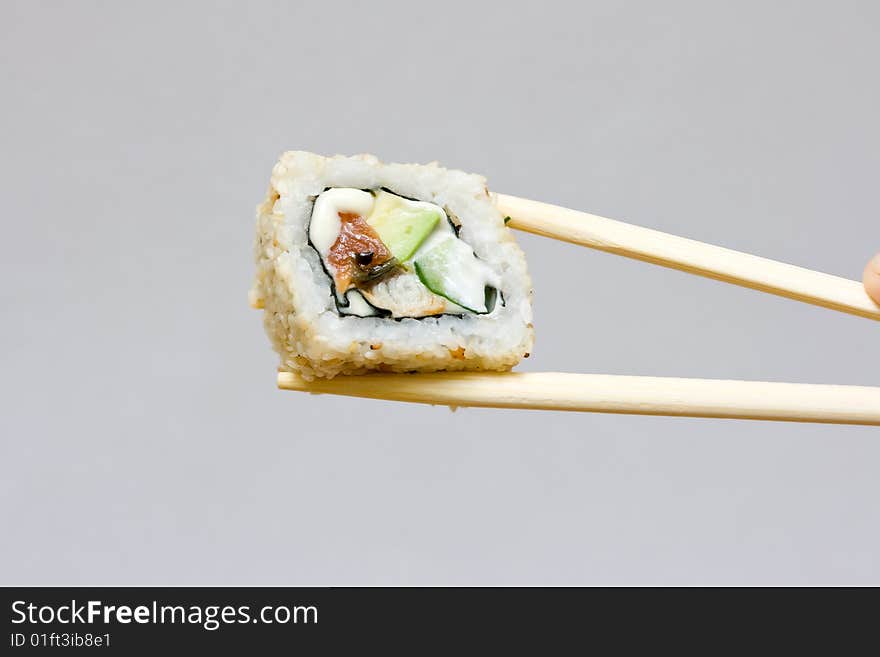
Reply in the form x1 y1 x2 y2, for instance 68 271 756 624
496 194 880 321
278 371 880 426
275 193 879 423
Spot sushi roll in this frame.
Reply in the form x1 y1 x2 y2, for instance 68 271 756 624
250 151 534 379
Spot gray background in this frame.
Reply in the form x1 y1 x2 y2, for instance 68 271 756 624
2 1 878 585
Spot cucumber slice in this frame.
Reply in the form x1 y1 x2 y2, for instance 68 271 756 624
413 237 499 314
367 191 441 262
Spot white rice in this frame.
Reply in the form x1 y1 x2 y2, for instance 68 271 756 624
250 151 534 379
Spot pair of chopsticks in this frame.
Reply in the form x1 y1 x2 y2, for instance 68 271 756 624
278 195 880 426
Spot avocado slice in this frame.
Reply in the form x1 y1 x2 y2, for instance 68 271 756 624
367 191 441 262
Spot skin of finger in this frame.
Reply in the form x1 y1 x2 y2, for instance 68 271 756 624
864 253 880 305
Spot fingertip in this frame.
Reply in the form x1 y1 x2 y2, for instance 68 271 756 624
864 253 880 305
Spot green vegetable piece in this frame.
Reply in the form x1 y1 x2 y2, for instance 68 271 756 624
414 237 496 314
367 192 441 262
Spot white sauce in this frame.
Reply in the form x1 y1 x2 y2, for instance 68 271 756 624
339 289 379 317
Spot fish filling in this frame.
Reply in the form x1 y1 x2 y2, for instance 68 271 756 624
308 188 501 318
